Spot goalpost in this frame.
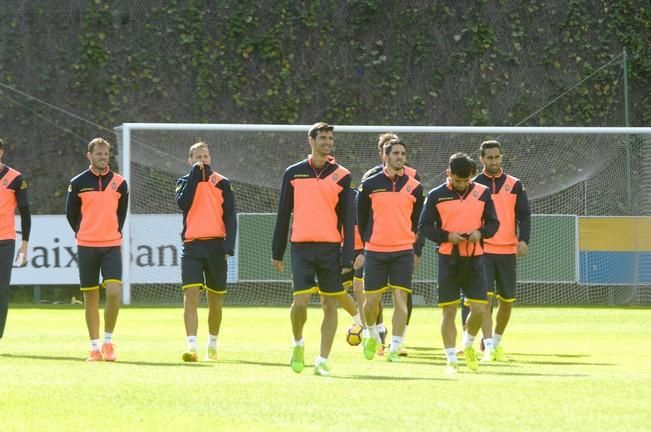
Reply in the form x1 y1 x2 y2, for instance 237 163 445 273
116 124 651 306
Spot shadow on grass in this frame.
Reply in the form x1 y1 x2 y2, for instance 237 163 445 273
515 359 617 366
332 374 450 382
509 352 591 358
0 353 212 367
403 346 441 352
479 370 590 378
220 359 289 368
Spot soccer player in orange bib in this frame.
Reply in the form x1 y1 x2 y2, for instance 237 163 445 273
0 137 31 340
176 142 236 362
472 140 530 361
66 138 128 361
356 137 424 362
419 153 498 372
272 122 354 377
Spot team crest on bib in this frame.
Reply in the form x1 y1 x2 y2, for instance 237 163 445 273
210 176 217 185
406 186 412 192
111 182 117 190
505 184 511 192
333 174 339 181
473 190 479 197
2 180 7 186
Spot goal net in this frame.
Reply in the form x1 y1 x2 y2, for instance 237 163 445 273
115 124 651 305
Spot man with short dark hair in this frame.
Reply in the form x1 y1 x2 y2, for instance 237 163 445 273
473 140 531 362
272 122 354 377
0 137 31 340
419 153 498 373
356 138 423 362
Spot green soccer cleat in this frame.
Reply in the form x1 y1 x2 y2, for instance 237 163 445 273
290 345 305 373
387 350 401 363
363 337 377 360
205 346 218 362
493 346 507 362
464 347 479 372
182 349 198 362
314 361 331 377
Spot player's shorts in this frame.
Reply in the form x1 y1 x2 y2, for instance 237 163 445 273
181 238 227 294
363 249 414 294
77 246 122 291
342 249 364 289
437 253 487 306
484 253 517 302
291 242 343 296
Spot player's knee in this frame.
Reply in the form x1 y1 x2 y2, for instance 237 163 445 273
321 296 338 312
442 305 457 321
292 294 310 308
183 287 200 305
83 290 100 304
105 285 121 301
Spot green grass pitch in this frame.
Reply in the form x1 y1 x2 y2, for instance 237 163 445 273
1 306 650 431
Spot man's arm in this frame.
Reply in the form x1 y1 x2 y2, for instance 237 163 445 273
175 164 203 211
271 169 293 261
116 180 129 233
412 185 425 256
356 182 371 244
418 190 448 244
337 174 354 269
480 189 499 239
65 180 81 233
515 181 531 244
12 175 30 264
221 179 237 256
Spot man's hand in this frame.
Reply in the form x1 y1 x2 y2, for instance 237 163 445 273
448 232 465 245
272 259 284 273
413 254 420 270
353 254 365 271
516 240 529 257
341 267 352 275
467 230 482 244
15 240 28 267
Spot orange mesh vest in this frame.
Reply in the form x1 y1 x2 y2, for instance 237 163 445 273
366 176 420 253
0 167 20 240
438 182 489 256
484 174 519 254
291 165 349 243
77 173 125 247
184 172 227 242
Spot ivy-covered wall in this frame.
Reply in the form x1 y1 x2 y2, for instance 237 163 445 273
0 0 650 212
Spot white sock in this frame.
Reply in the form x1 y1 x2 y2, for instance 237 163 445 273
389 335 403 353
494 332 503 348
292 338 304 347
187 335 197 350
367 324 378 339
445 347 458 363
352 313 363 326
207 334 218 349
362 327 370 339
103 332 112 344
377 323 386 334
484 338 494 352
463 331 475 348
90 339 101 351
315 356 327 366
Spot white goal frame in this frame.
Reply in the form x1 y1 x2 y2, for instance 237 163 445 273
116 124 651 304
